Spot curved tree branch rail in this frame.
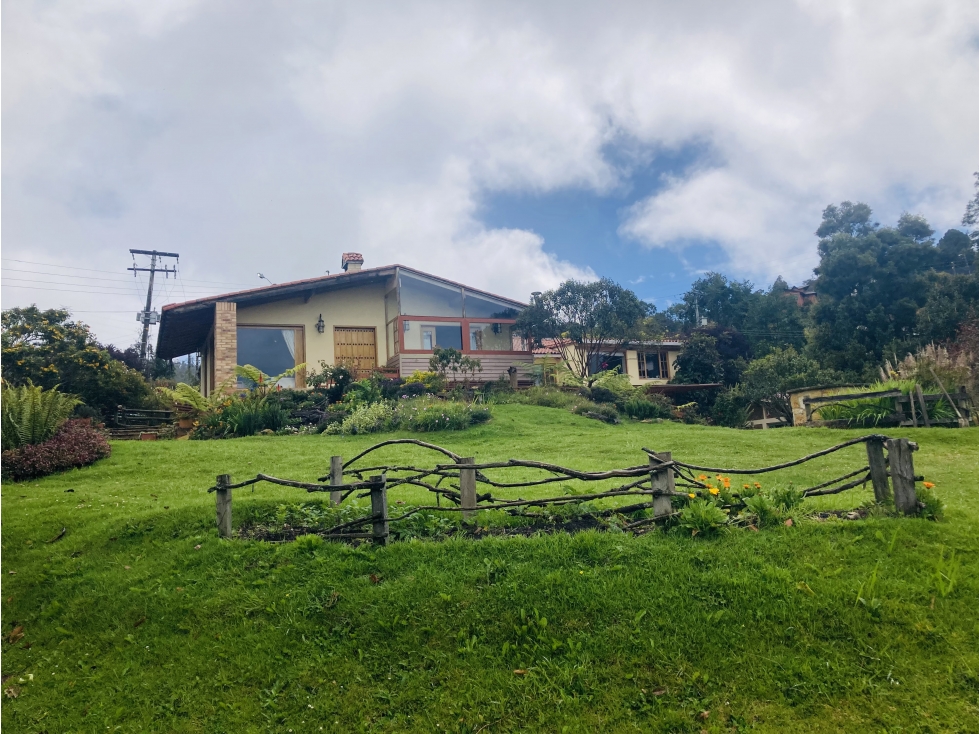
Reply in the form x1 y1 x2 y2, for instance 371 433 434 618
206 434 922 542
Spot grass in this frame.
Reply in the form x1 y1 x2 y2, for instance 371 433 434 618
2 404 978 732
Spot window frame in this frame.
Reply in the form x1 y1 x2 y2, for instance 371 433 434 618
397 315 528 355
637 350 670 380
235 323 306 388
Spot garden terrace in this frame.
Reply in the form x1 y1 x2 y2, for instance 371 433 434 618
2 405 977 732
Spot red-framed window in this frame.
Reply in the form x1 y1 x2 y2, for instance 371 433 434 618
397 315 528 355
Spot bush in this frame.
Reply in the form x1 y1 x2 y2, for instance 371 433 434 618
1 382 81 451
741 494 781 527
324 402 395 435
678 499 729 536
514 387 580 409
305 362 355 403
397 399 491 432
571 402 620 423
587 386 619 404
769 485 805 512
404 370 445 392
323 398 492 435
2 419 111 482
711 388 751 428
621 396 672 420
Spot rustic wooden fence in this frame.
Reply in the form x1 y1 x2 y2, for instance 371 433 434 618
207 435 923 544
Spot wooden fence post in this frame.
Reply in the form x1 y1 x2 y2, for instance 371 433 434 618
865 439 891 503
330 455 343 506
914 384 931 428
649 452 675 519
215 474 232 538
459 457 477 521
369 474 389 546
885 438 918 515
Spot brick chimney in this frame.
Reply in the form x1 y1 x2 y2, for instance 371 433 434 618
341 252 364 273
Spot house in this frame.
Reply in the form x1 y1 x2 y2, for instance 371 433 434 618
784 286 817 307
533 338 684 386
155 254 532 396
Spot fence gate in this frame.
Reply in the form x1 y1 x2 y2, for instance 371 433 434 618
334 327 377 374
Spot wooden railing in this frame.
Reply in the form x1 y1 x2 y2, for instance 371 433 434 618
206 435 925 544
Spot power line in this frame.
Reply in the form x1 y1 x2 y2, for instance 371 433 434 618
0 284 146 296
1 276 235 294
2 258 257 286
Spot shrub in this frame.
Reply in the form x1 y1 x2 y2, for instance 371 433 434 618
404 370 445 392
769 485 805 512
2 419 111 482
397 399 491 432
518 387 580 409
587 386 619 404
571 402 620 423
741 494 780 527
621 396 672 420
324 402 395 435
916 486 944 521
1 382 81 451
305 361 355 403
710 388 751 428
678 499 729 536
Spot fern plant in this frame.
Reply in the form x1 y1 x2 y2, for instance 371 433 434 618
1 381 81 451
234 363 306 396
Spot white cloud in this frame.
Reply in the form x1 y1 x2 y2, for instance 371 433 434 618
2 0 977 346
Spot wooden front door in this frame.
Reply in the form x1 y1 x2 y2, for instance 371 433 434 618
334 327 377 374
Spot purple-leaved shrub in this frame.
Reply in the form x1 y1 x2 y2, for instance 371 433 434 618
2 419 111 482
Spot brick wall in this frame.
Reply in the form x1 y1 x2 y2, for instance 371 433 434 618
213 302 237 393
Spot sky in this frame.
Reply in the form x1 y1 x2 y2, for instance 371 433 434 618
3 0 978 353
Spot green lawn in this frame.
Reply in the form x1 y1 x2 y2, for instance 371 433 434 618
2 405 978 732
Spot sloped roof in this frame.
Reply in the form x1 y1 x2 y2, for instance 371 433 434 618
155 264 526 359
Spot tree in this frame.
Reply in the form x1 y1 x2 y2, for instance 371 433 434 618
671 333 723 385
963 170 979 248
740 348 843 424
673 272 756 331
2 306 156 418
805 203 965 376
935 229 975 273
515 278 650 380
742 277 809 355
815 201 877 238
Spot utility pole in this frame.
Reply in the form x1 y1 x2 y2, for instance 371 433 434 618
128 249 179 376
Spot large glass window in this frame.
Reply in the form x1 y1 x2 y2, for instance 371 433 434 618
399 273 463 317
588 352 623 375
464 291 520 319
237 327 300 387
403 321 463 351
469 322 515 351
637 351 669 379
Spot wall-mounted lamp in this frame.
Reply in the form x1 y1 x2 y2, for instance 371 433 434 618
316 314 325 333
403 320 410 331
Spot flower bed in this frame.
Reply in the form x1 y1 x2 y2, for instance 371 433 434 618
1 419 111 482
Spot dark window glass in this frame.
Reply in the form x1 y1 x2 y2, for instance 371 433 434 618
464 291 521 319
434 325 463 350
639 352 662 379
237 327 297 387
400 273 463 316
588 353 623 375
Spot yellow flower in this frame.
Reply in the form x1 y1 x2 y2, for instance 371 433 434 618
922 481 935 489
709 488 720 496
688 493 696 499
753 482 762 489
743 484 751 490
698 475 708 481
